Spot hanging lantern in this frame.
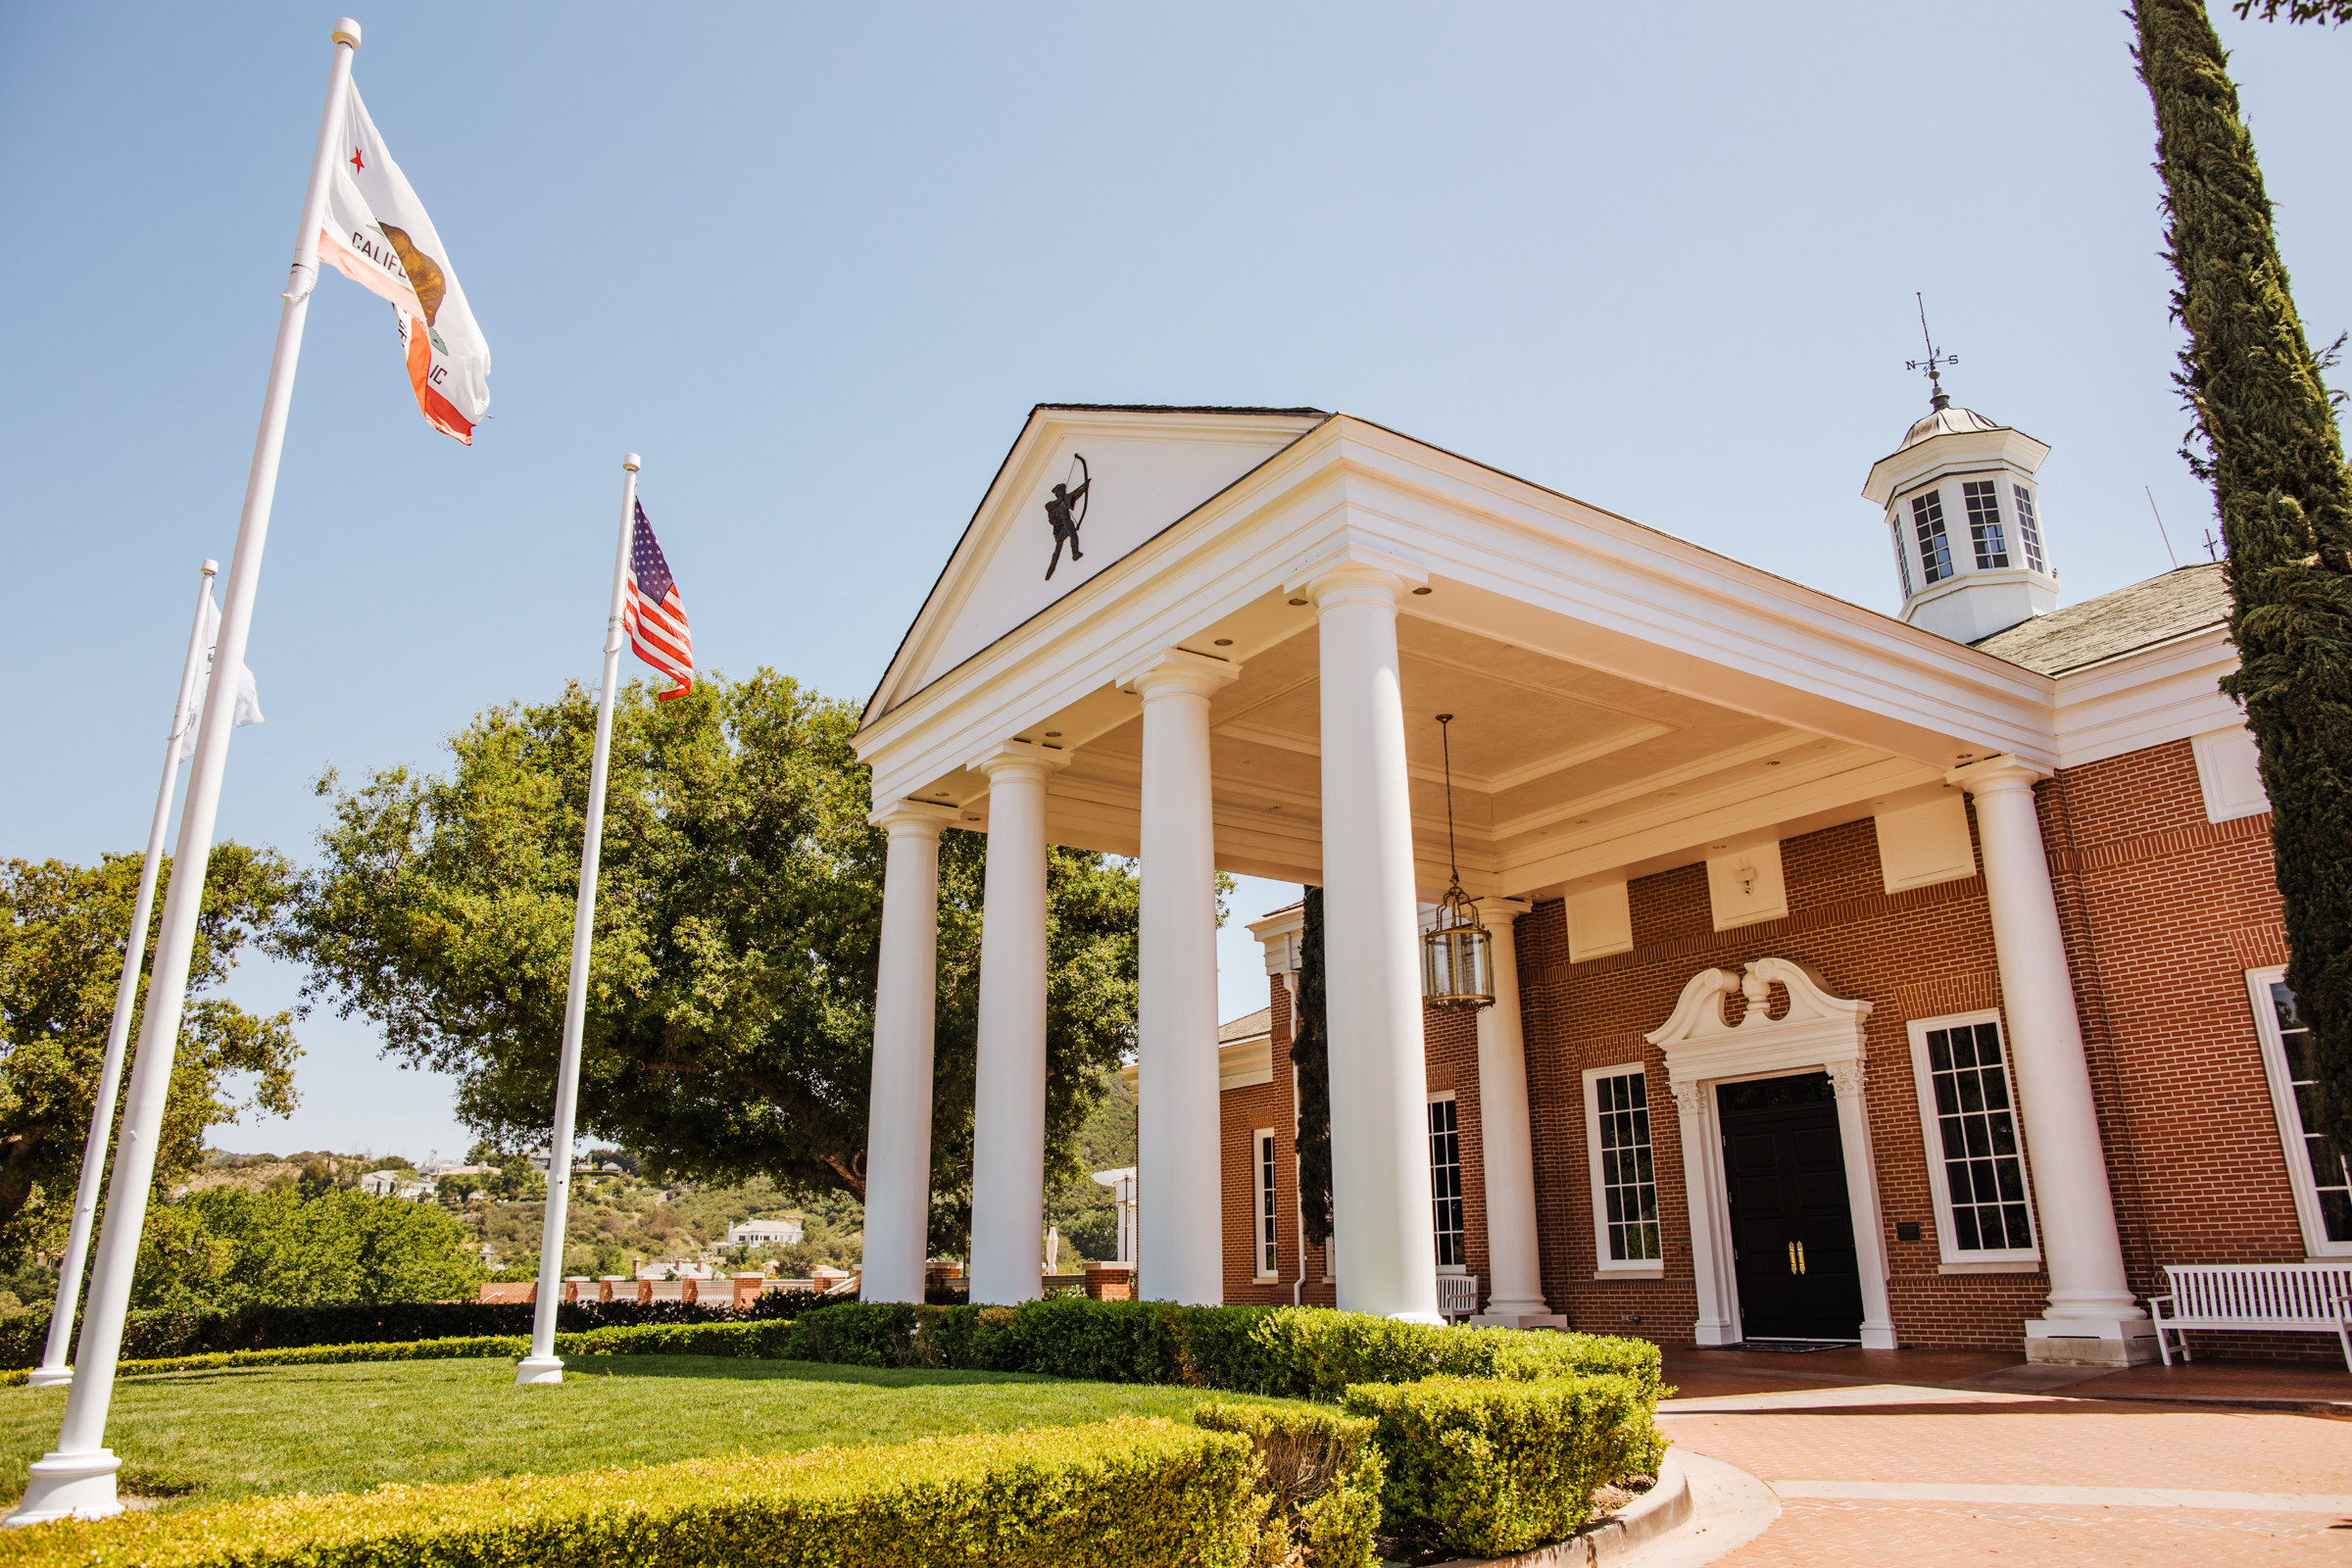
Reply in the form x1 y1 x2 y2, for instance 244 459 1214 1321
1422 714 1495 1010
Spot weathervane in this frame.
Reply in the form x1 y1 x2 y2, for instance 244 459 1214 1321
1906 292 1959 410
1044 453 1091 580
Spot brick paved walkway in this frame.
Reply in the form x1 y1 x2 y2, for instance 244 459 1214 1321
1653 1354 2352 1565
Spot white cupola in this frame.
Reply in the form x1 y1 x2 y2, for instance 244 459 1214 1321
1862 386 2057 643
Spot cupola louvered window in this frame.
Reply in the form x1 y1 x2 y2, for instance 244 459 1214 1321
1962 480 2010 569
1911 490 1954 585
2012 484 2047 573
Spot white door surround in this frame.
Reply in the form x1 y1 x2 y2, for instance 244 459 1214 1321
1646 957 1898 1349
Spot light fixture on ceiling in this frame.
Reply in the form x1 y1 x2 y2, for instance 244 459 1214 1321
1412 586 1434 596
1214 638 1234 647
1421 713 1494 1012
1288 597 1308 607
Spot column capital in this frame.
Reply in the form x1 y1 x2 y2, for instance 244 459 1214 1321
871 800 958 836
1119 646 1242 700
967 739 1073 783
1282 534 1430 609
1470 897 1531 928
1946 754 2052 795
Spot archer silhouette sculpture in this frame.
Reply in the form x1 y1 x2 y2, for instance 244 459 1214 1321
1044 473 1091 580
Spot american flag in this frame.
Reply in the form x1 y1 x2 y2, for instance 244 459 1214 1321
623 499 694 701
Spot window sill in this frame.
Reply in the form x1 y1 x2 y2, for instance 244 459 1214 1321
1252 1274 1279 1285
1593 1265 1666 1280
1937 1259 2042 1275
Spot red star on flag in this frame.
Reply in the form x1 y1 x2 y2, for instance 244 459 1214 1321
349 146 365 172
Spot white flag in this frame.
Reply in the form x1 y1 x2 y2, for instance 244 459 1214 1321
179 587 265 762
315 82 492 444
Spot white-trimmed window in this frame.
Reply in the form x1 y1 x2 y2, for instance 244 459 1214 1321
2011 483 2047 573
2247 967 2352 1254
1962 479 2010 569
1253 1128 1279 1280
1583 1064 1662 1271
1911 490 1954 585
1906 1012 2040 1262
1427 1094 1465 1268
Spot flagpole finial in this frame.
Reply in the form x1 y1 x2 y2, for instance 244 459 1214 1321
622 453 641 472
201 560 219 576
330 19 362 49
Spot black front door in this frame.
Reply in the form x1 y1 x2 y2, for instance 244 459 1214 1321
1719 1072 1865 1341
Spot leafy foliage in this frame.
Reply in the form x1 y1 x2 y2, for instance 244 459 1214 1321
2231 1 2352 22
0 849 299 1268
129 1188 483 1312
2136 0 2352 1147
0 1419 1264 1568
1341 1375 1650 1556
1289 887 1332 1248
280 672 1139 1231
1194 1401 1385 1568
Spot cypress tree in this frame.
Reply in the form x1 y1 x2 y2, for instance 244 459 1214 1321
1289 886 1333 1247
2135 0 2352 1148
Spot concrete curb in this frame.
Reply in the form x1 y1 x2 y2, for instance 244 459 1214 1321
1422 1448 1694 1567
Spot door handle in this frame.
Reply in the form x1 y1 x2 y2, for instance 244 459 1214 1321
1787 1241 1806 1275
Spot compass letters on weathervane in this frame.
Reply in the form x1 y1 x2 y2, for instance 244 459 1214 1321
1044 454 1091 580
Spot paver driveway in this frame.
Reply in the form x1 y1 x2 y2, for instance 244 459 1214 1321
1653 1350 2352 1565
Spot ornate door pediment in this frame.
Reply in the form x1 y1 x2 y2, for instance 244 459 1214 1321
1644 956 1872 1088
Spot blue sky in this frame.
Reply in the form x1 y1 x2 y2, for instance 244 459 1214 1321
6 3 2347 1160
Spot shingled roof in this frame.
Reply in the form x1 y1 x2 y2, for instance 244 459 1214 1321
1972 563 2230 676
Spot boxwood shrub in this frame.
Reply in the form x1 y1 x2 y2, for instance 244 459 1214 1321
1341 1375 1651 1558
0 1419 1261 1568
1194 1400 1384 1568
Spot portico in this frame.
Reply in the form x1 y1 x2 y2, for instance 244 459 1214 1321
854 404 2166 1350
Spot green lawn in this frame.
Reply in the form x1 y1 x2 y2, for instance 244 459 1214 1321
0 1355 1296 1513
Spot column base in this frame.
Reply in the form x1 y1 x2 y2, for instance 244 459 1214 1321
22 1367 72 1390
1470 1309 1568 1331
1860 1321 1898 1350
2025 1317 2160 1367
1691 1318 1740 1347
514 1355 565 1386
1390 1311 1447 1327
5 1448 122 1527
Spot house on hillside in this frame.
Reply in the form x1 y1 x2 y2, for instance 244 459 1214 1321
848 395 2341 1367
726 1215 806 1249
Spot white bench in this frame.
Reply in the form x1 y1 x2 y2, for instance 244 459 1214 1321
2146 1263 2352 1370
1436 1274 1481 1323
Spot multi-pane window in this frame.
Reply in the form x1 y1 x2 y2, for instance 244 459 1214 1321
1254 1129 1280 1278
2011 483 2047 573
1428 1096 1464 1267
2252 975 2352 1249
1911 490 1954 585
1962 479 2010 568
1909 1017 2036 1255
1591 1070 1661 1262
1891 520 1915 599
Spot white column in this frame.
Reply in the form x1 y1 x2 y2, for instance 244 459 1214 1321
1126 649 1241 1305
966 741 1066 1304
861 802 956 1304
1295 552 1442 1323
1953 758 2150 1361
1827 1059 1898 1349
1671 1080 1740 1346
1467 900 1564 1329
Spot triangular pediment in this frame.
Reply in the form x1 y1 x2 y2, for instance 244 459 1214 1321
862 405 1326 725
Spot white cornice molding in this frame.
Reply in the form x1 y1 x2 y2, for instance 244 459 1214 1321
1647 957 1873 1087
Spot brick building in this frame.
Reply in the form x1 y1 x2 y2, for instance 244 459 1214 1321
853 394 2344 1366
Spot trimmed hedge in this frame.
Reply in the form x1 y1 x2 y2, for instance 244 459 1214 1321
0 1321 800 1387
1195 1401 1383 1568
0 1292 829 1369
0 1419 1261 1568
781 1298 1665 1404
1342 1375 1651 1557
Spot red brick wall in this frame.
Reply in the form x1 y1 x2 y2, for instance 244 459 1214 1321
1214 737 2327 1359
1220 978 1338 1305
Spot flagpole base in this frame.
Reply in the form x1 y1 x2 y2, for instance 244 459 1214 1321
514 1355 564 1387
21 1368 72 1390
5 1449 122 1527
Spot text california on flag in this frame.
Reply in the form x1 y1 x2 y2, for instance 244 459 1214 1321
625 501 694 701
316 84 491 444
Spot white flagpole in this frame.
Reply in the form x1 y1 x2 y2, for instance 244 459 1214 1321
5 21 362 1528
25 563 220 1393
516 452 640 1386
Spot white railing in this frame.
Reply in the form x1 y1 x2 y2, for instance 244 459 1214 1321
1436 1274 1480 1322
2146 1262 2352 1369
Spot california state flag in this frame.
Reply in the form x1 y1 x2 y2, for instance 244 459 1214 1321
317 84 491 443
